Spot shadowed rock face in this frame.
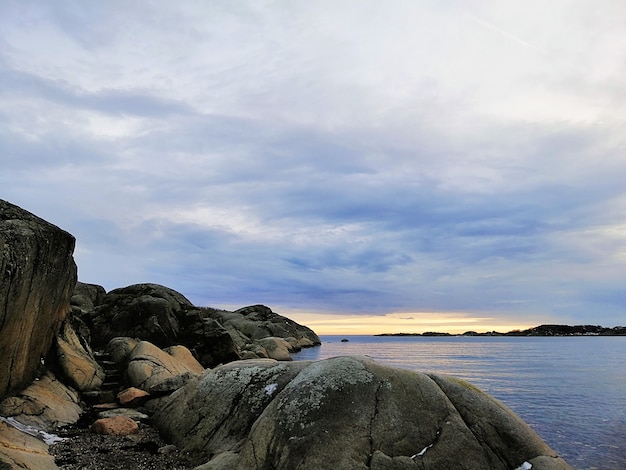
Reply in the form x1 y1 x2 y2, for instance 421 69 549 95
153 356 572 470
0 200 77 399
82 284 320 368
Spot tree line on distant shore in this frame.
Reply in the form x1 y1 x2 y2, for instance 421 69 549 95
376 324 626 337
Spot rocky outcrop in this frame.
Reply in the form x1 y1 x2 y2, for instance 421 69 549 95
81 283 320 367
0 200 77 399
205 304 321 350
153 356 571 470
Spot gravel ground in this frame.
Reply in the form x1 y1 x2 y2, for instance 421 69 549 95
50 421 206 470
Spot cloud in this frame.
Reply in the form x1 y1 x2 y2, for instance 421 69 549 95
1 0 626 330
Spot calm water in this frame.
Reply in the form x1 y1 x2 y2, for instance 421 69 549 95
292 336 626 470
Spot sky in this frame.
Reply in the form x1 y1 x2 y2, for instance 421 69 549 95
2 1 626 334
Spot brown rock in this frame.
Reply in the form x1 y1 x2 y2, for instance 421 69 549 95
164 345 205 374
0 420 58 470
124 341 201 392
0 372 81 431
117 387 150 407
254 337 293 361
91 416 139 436
55 315 105 392
0 199 77 399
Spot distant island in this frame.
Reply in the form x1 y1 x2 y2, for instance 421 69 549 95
376 324 626 337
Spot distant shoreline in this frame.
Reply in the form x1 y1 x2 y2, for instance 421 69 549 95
375 324 626 337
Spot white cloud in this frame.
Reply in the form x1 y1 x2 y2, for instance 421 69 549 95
1 0 626 328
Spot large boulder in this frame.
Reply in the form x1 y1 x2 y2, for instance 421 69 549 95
0 371 81 431
87 283 192 348
153 356 571 470
0 200 77 399
114 340 203 393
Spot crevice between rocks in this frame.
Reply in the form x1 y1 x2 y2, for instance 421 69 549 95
367 380 385 468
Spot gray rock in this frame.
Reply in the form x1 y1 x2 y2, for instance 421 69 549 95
153 356 571 470
98 408 149 422
89 283 190 348
0 199 77 399
70 282 106 315
105 337 140 365
85 284 241 368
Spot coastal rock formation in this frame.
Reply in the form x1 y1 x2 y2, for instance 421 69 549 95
81 283 320 367
153 356 571 470
206 304 321 350
0 199 77 399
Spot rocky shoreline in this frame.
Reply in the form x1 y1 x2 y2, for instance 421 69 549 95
1 199 573 469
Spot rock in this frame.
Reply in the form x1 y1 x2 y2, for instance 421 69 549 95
91 416 139 436
117 387 150 407
97 409 149 422
152 359 309 455
83 286 322 368
54 314 105 392
0 372 81 432
177 314 241 368
147 372 195 396
206 304 321 349
105 337 140 365
87 284 193 348
85 284 242 368
163 345 204 374
0 419 59 470
0 200 77 399
153 356 571 470
158 444 178 455
254 337 293 361
70 281 106 314
124 340 202 392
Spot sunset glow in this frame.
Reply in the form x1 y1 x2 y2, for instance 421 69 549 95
286 311 537 336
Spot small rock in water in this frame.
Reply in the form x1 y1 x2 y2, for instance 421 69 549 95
341 338 350 342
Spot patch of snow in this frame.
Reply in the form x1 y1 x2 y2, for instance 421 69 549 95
0 416 66 445
515 462 532 470
264 383 278 396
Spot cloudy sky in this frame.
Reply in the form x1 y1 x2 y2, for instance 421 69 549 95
2 1 625 333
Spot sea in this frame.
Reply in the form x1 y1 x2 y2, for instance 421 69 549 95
291 335 626 470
